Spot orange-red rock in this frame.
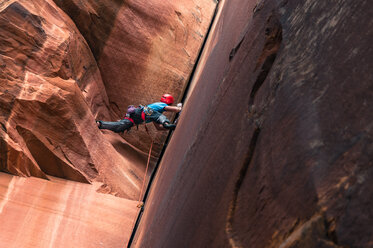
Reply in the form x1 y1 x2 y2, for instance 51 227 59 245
1 0 215 198
0 172 139 248
0 0 145 199
0 0 217 246
4 0 371 246
53 0 217 154
133 0 373 247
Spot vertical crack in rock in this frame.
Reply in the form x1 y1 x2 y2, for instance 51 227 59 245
324 217 339 245
229 8 254 62
226 128 261 248
0 122 6 133
0 121 8 172
225 13 283 248
250 14 282 105
229 38 244 61
0 136 7 172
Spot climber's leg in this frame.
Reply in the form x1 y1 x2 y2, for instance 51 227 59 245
156 115 176 130
96 119 133 133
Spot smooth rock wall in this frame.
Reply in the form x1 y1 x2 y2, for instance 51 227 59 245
133 0 373 247
0 172 139 248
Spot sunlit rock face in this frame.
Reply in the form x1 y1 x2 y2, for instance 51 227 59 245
0 0 215 197
53 0 217 154
0 0 143 199
0 172 139 248
133 0 373 247
0 0 217 247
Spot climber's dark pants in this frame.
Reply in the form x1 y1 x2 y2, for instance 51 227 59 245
97 119 133 133
97 111 176 133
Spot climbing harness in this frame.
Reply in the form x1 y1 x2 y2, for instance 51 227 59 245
123 105 149 132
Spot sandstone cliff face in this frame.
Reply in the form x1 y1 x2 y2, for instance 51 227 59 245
0 0 145 199
2 0 372 247
53 0 216 154
0 0 214 200
0 0 216 247
133 0 373 247
1 0 105 179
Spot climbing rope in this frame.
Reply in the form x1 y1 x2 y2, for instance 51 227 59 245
127 124 153 247
137 125 153 206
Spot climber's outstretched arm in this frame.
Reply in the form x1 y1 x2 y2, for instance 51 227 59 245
164 105 182 113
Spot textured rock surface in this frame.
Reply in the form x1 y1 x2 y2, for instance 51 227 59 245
0 0 145 199
0 0 217 247
0 172 139 248
53 0 217 154
133 0 373 247
2 0 372 247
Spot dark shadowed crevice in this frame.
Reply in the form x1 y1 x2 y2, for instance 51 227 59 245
16 126 90 183
249 14 282 105
0 122 7 172
0 137 8 173
249 53 278 104
226 127 261 248
229 16 252 62
324 217 339 245
229 38 244 61
0 122 6 133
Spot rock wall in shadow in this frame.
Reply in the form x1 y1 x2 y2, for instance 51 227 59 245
133 0 373 247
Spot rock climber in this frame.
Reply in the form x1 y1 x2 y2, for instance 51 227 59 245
96 94 182 133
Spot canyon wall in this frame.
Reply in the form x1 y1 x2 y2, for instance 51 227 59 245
133 0 373 247
0 0 215 199
0 0 216 247
0 0 140 199
52 0 216 154
1 0 372 247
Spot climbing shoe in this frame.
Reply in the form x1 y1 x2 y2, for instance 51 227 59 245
162 122 176 130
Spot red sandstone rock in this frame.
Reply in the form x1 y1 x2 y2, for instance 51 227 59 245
0 0 144 199
0 172 139 248
53 0 217 155
0 0 218 246
4 0 371 246
133 0 373 247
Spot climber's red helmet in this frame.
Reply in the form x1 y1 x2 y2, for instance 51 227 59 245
160 94 174 105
